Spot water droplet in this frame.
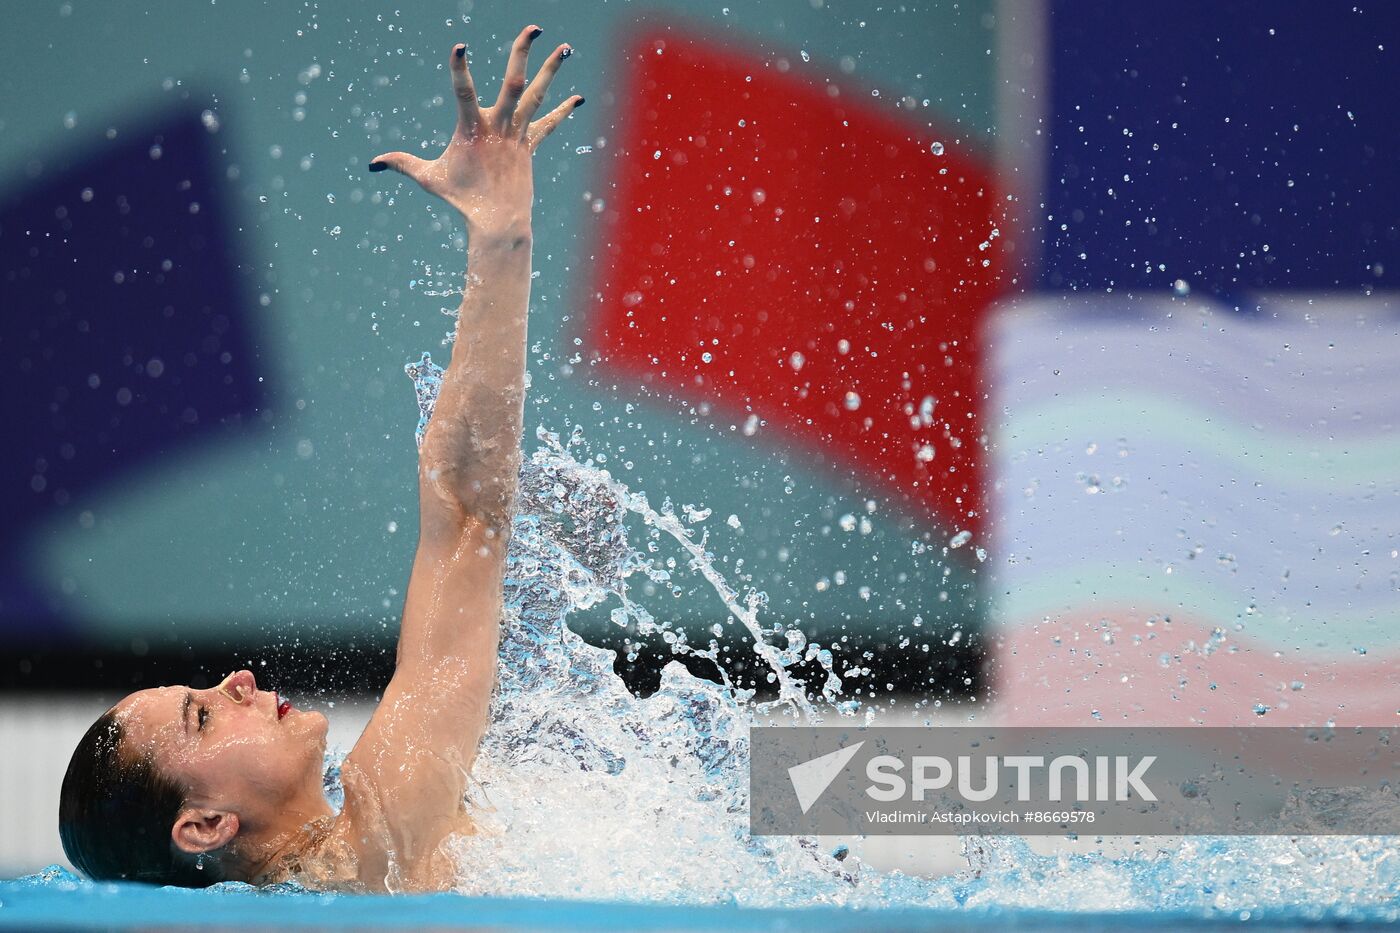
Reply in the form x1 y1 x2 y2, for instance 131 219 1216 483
930 141 945 156
918 396 937 426
843 391 861 411
949 529 972 548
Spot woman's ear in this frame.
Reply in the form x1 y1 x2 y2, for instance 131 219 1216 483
171 807 240 855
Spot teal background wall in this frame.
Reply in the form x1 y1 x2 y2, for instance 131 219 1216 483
2 1 999 676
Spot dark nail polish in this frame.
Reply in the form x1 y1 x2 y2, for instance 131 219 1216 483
455 45 466 59
368 161 387 173
574 96 585 108
560 46 573 60
528 26 543 40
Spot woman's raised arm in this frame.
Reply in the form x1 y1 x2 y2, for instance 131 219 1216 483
371 26 579 672
325 29 581 891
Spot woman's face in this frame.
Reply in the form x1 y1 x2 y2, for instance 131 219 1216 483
111 669 329 816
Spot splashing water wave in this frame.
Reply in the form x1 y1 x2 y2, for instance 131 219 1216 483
388 353 1399 912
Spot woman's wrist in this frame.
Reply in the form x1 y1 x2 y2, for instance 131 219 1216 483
465 211 533 246
465 201 532 239
467 224 533 255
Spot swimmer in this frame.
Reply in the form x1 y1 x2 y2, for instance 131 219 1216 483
58 28 583 892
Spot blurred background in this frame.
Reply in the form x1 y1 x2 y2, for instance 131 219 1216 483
2 0 1396 874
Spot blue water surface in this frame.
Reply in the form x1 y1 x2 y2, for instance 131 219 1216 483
1 867 1397 932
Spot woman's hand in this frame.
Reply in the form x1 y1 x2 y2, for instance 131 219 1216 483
368 26 582 239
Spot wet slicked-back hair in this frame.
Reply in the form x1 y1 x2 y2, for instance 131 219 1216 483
58 710 220 887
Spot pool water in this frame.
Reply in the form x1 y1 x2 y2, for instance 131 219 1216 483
0 862 1394 924
2 865 1396 931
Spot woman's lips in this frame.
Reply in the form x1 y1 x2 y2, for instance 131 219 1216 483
277 694 292 720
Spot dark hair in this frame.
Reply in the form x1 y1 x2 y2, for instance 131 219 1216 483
59 710 222 887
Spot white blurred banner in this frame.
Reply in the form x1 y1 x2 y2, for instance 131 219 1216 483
988 293 1398 725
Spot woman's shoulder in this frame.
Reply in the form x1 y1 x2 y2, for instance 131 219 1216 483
284 784 476 893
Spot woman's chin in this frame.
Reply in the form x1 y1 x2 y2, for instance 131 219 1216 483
289 706 330 735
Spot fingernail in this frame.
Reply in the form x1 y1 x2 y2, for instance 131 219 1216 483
528 26 543 40
455 45 466 59
573 96 585 108
368 161 387 172
560 46 573 60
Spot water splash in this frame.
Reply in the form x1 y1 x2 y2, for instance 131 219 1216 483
403 351 443 451
378 351 1400 909
415 420 864 903
385 356 1400 910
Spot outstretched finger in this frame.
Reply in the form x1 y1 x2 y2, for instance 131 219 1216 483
449 43 481 132
513 43 572 136
368 150 430 182
526 95 585 152
494 25 542 122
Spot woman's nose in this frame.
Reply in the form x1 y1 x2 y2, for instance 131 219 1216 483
215 669 258 704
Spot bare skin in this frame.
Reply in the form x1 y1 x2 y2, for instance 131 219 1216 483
108 26 581 892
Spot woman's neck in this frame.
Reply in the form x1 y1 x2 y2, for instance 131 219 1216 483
240 794 338 885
